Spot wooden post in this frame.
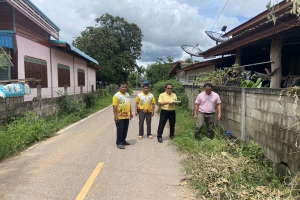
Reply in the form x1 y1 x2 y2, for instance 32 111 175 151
235 48 242 67
91 84 94 93
99 89 103 98
64 85 67 95
270 36 283 88
37 85 41 100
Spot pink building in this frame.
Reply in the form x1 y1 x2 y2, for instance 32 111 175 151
0 0 101 101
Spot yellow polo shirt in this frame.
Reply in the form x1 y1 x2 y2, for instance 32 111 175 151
158 92 177 111
112 92 131 119
136 92 156 113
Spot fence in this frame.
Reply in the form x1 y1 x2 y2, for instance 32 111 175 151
0 84 118 125
184 85 300 175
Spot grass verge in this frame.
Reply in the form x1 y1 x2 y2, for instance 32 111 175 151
173 107 300 199
0 91 112 161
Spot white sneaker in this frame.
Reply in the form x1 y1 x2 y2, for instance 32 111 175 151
148 135 153 139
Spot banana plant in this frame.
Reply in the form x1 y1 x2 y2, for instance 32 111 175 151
241 78 264 88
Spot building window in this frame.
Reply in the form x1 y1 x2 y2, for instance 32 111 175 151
78 69 85 86
24 56 47 88
58 64 70 87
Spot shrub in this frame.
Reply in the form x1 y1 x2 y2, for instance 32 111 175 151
0 92 113 161
172 107 298 199
152 79 188 109
58 96 86 117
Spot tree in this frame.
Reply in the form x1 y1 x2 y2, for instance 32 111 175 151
185 58 192 63
127 65 146 88
145 56 174 85
72 13 143 84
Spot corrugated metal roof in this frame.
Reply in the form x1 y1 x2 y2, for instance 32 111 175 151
69 44 99 65
0 31 14 49
50 40 99 65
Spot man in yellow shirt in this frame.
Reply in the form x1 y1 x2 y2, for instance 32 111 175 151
157 83 178 143
135 84 156 140
112 83 133 149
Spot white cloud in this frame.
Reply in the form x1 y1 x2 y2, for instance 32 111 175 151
31 0 274 66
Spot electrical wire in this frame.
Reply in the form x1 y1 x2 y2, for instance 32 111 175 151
200 0 230 46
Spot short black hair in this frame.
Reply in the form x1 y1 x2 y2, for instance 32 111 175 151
204 83 213 88
143 84 149 88
165 83 173 88
118 82 127 87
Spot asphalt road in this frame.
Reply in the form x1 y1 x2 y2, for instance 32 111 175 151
0 90 196 200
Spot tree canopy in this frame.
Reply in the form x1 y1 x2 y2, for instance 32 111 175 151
72 13 143 84
145 56 174 85
185 58 192 63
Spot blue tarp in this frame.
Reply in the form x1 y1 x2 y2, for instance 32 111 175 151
0 31 14 49
0 84 31 98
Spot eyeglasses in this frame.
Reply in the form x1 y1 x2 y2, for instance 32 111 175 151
166 88 173 89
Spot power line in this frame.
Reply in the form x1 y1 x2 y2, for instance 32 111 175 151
201 0 230 46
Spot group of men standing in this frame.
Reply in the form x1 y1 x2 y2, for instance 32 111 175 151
112 82 221 149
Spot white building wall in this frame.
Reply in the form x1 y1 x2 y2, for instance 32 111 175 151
182 65 215 85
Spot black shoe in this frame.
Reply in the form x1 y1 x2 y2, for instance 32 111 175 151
123 141 130 145
170 135 175 139
117 145 125 149
157 138 163 143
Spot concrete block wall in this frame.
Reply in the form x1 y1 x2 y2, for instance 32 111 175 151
184 85 300 174
0 85 92 125
0 85 118 125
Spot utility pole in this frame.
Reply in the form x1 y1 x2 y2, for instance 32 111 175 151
136 72 138 90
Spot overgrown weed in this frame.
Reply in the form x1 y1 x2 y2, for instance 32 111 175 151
0 91 112 161
173 107 300 199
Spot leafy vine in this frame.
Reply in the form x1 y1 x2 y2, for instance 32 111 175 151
267 0 300 25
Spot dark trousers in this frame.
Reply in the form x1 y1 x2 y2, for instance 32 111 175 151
138 110 152 136
194 111 215 139
157 110 176 138
115 119 129 145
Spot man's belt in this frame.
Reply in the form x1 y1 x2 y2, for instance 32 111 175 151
138 109 152 113
199 111 215 115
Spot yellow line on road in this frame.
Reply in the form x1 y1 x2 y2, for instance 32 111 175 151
76 163 104 200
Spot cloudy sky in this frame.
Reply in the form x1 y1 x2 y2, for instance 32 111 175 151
31 0 278 66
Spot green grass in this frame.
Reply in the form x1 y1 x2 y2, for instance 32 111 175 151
172 107 299 199
0 91 112 161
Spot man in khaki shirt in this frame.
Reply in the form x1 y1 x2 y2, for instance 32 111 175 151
156 83 178 143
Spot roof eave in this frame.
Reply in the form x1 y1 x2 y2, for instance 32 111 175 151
224 1 292 37
6 0 60 39
50 40 99 65
87 63 102 70
202 14 299 58
170 58 227 75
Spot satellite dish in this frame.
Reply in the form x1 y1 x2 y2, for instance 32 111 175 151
205 25 229 45
181 45 203 68
181 45 203 57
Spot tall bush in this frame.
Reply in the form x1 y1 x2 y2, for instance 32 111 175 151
152 79 188 109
